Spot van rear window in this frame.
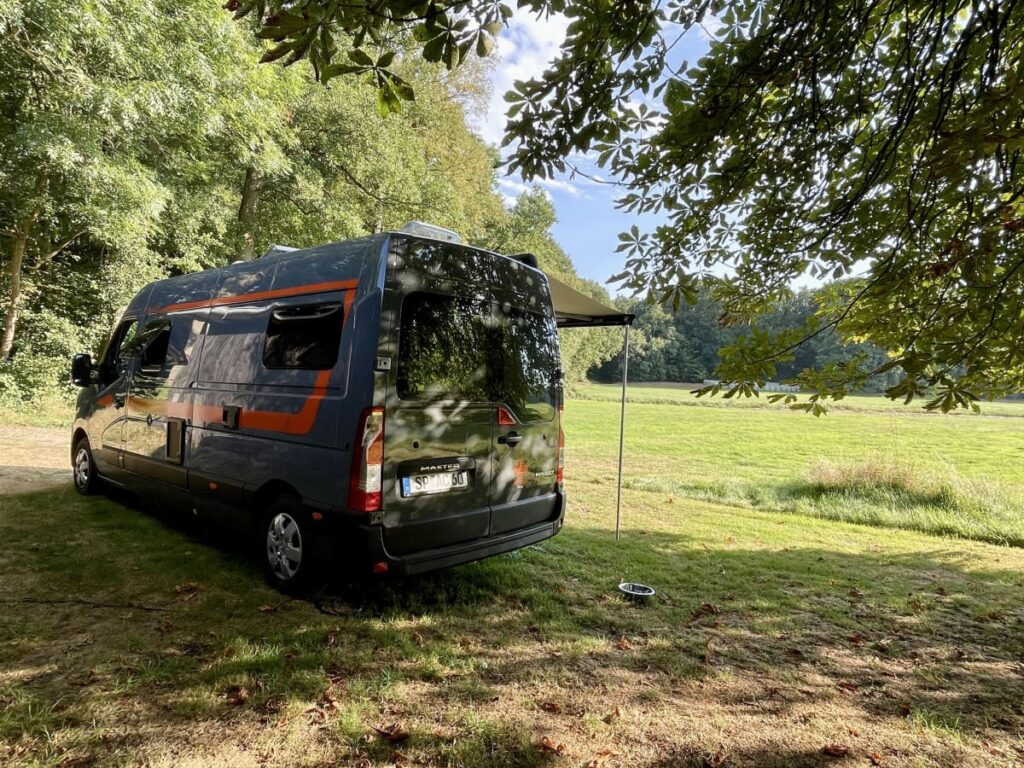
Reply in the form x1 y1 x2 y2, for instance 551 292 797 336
397 293 490 401
263 303 343 370
397 293 559 420
494 307 559 423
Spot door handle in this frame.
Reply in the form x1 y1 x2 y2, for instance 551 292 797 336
498 431 523 446
113 394 125 409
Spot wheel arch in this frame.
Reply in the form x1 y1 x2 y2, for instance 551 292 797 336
71 427 89 465
251 479 302 522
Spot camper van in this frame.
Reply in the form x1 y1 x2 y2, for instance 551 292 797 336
69 225 569 590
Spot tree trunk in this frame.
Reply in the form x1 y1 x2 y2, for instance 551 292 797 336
0 220 31 363
236 165 264 261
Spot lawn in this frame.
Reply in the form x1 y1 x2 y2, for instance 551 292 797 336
1 395 1023 767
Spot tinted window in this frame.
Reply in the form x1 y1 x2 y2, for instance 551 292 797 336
130 319 172 375
397 293 490 401
263 303 343 370
101 319 137 381
494 307 559 423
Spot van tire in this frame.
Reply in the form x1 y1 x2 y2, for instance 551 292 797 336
72 437 101 496
260 495 321 593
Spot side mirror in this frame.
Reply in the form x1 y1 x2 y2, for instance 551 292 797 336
71 354 93 387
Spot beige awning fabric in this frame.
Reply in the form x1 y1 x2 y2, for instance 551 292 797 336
546 272 634 328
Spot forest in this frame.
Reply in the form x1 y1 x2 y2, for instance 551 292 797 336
596 287 903 393
0 0 624 405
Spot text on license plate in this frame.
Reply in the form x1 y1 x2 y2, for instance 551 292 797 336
401 471 469 497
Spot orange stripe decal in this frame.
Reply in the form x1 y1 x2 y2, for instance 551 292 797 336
152 279 359 314
115 278 362 437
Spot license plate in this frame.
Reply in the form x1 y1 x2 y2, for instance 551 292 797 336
401 470 468 497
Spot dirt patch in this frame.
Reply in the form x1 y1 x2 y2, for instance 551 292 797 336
0 424 69 494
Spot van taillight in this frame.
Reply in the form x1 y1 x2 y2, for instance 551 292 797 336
556 405 565 487
497 406 517 426
350 407 384 512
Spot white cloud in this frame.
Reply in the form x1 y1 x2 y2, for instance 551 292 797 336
537 177 581 197
471 11 569 147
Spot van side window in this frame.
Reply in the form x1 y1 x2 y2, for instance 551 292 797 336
263 303 343 370
397 293 490 401
126 318 172 376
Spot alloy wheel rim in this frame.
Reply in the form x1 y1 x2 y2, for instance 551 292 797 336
266 512 302 580
74 448 90 489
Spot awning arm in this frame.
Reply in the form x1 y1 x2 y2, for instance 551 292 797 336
615 323 630 542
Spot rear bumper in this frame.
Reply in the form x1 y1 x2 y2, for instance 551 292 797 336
347 492 565 576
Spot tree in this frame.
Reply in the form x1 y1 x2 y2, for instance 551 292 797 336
246 0 1024 410
484 188 622 383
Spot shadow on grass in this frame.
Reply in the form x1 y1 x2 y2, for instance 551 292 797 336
1 489 1023 767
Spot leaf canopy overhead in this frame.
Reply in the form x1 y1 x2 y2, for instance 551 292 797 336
241 0 1024 409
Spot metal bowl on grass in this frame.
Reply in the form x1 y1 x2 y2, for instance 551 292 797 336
618 582 656 604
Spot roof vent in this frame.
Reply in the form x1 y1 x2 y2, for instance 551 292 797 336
261 244 299 259
399 221 462 244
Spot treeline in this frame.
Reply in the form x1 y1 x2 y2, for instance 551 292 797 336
0 0 619 404
592 286 902 393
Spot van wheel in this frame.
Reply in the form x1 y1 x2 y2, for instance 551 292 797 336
261 496 320 592
72 438 100 496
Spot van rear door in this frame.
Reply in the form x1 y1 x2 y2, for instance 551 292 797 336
380 290 495 555
488 302 562 534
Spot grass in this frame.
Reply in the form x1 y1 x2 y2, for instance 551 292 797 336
569 385 1024 546
2 391 1024 765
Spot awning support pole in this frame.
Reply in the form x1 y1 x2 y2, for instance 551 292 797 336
615 323 630 542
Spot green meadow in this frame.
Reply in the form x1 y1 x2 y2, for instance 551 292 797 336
1 392 1023 766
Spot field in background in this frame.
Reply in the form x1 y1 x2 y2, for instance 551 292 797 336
572 383 1024 546
576 380 1024 417
2 394 1024 766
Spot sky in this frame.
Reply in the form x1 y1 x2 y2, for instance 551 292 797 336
470 12 712 292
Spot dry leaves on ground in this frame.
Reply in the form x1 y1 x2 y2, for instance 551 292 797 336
539 735 567 755
374 723 411 744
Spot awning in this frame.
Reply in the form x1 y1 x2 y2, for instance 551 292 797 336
546 272 634 328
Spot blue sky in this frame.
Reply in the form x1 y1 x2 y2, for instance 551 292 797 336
471 13 713 292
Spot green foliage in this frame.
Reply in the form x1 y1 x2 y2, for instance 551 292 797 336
252 0 1024 409
0 0 614 404
594 284 902 397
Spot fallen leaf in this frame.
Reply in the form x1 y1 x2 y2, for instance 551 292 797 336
224 685 248 706
257 604 276 613
324 628 338 648
374 723 411 743
847 632 868 646
849 587 865 599
412 631 424 646
897 702 912 717
263 696 284 715
58 756 97 768
691 603 722 620
585 748 620 767
868 753 884 766
822 744 850 757
222 646 235 658
540 701 562 714
174 581 200 599
837 680 859 694
615 636 633 651
602 706 622 724
539 735 567 755
701 749 730 767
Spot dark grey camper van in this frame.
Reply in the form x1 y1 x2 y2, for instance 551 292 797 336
69 225 566 589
